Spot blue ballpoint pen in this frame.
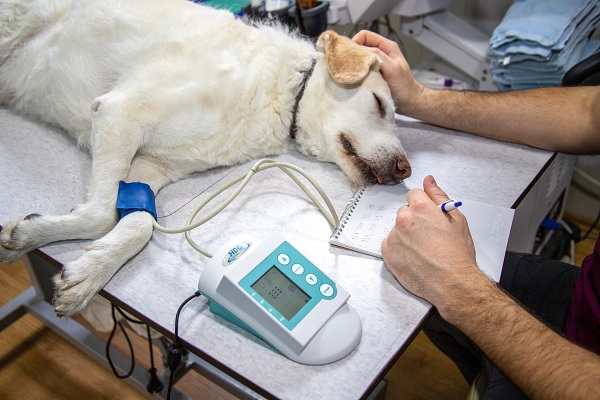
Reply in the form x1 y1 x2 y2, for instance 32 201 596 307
440 200 462 213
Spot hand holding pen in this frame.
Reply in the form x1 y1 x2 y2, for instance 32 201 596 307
440 200 462 213
381 176 477 310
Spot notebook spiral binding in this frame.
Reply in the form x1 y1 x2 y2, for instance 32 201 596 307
330 187 366 239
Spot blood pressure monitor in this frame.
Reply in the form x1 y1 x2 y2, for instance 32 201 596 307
197 233 362 365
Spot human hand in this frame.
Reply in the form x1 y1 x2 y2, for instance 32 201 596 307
381 175 487 320
352 30 424 115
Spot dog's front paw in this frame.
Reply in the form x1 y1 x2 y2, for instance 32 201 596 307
52 249 122 317
0 214 43 264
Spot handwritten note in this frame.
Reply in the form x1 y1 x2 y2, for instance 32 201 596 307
330 185 515 282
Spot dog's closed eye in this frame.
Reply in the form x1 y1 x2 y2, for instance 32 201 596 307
340 133 356 155
373 93 386 118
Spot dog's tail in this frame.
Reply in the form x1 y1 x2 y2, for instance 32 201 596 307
0 0 70 64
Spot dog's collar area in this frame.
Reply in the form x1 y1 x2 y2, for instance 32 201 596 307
289 59 317 141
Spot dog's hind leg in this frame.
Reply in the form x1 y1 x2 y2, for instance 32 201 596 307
0 93 148 264
52 155 171 317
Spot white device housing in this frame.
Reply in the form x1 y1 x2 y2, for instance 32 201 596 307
197 233 362 365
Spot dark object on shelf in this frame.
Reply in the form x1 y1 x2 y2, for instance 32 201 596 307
537 218 582 261
289 1 329 38
243 3 297 28
562 51 600 86
243 1 329 38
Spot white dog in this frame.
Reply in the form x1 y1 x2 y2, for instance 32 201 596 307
0 0 411 317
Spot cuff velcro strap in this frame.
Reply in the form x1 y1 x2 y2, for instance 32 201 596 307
116 181 157 221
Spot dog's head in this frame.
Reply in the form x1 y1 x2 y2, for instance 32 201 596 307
295 30 411 189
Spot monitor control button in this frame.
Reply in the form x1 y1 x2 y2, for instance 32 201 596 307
320 284 334 297
277 253 290 265
292 263 304 275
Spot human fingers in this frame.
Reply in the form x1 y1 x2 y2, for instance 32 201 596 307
423 175 451 206
405 185 437 213
353 30 423 114
352 30 403 59
385 198 475 290
382 189 454 302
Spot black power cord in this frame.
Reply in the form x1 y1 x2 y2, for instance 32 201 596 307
581 207 600 241
145 323 164 394
167 291 202 400
106 304 163 394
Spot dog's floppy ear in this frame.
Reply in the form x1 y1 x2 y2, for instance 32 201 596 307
317 30 379 85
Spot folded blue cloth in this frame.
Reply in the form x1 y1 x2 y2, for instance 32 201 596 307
489 0 600 90
490 0 596 49
491 4 600 59
492 40 600 90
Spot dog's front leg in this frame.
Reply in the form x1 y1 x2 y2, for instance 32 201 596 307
52 155 172 317
52 210 155 317
0 94 145 263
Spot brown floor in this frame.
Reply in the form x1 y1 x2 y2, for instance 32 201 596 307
0 215 597 399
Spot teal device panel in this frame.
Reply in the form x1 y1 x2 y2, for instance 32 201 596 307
238 241 337 331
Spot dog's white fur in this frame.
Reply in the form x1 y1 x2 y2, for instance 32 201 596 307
0 0 411 316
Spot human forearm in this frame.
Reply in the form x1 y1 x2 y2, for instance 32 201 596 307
446 278 600 400
353 30 600 154
402 86 600 155
382 176 600 399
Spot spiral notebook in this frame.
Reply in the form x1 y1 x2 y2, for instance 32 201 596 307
329 185 515 282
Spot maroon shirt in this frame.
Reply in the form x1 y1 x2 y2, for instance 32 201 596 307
565 235 600 354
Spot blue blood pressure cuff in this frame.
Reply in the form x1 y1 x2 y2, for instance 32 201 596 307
116 181 157 221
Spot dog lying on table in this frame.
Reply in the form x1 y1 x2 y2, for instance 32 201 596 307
0 0 411 317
